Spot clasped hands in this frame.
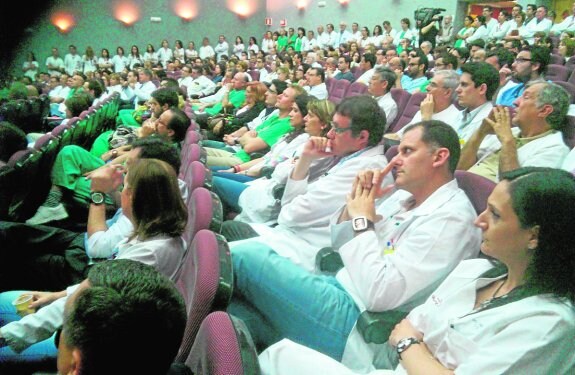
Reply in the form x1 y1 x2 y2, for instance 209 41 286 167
344 162 396 222
481 106 514 143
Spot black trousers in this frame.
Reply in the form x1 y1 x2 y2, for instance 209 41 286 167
0 221 89 292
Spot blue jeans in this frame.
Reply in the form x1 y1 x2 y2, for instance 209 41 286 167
201 140 235 152
212 173 255 213
0 291 58 372
228 244 360 361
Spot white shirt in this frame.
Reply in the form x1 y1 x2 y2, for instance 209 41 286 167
561 147 575 172
327 30 338 47
490 21 511 41
466 25 489 43
260 259 575 375
231 146 390 272
304 82 328 100
452 102 493 144
233 43 245 58
485 17 499 35
111 55 128 73
0 235 186 353
376 92 398 129
157 47 173 68
551 14 575 34
143 51 158 65
199 45 215 60
214 41 230 61
521 17 552 45
63 53 83 75
472 128 570 181
261 38 275 53
337 30 353 45
133 80 156 102
317 32 330 49
399 104 461 137
45 56 64 76
185 75 217 97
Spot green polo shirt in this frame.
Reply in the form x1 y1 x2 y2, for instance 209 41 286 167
234 114 293 162
205 89 246 116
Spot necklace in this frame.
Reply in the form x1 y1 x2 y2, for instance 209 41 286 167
478 279 507 310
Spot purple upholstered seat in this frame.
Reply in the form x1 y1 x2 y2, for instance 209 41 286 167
328 79 351 104
183 187 223 244
388 91 426 133
187 311 261 374
345 81 368 97
33 133 56 150
179 160 213 192
546 64 569 82
181 143 207 177
175 230 233 366
387 88 412 132
454 170 496 215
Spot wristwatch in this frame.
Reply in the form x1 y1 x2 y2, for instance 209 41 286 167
351 216 374 233
90 191 105 205
396 337 420 359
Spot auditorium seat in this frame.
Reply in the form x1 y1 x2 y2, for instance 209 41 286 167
175 230 233 366
187 311 260 374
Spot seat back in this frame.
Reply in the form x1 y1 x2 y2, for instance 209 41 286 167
546 64 569 82
184 187 223 244
454 170 496 215
187 311 260 374
180 160 213 192
388 92 426 133
549 54 566 66
387 88 412 132
175 230 234 365
181 143 207 177
345 81 368 97
552 81 575 103
328 79 351 104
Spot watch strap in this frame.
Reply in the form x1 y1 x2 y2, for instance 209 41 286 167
396 337 420 359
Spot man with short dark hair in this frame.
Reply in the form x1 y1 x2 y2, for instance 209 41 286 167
56 259 186 375
334 56 354 82
300 67 327 99
453 62 499 143
356 53 377 85
230 119 480 363
183 66 216 99
496 46 550 106
521 5 552 45
483 6 499 35
398 51 428 93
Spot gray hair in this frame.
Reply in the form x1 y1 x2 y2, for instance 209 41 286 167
420 41 432 49
528 80 569 131
434 70 460 102
373 66 397 93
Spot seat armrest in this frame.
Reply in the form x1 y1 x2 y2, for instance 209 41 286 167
271 183 286 201
357 310 409 344
314 247 344 274
260 166 275 179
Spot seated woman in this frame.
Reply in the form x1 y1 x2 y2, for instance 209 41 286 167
0 158 187 371
206 81 267 140
212 97 333 216
259 167 575 374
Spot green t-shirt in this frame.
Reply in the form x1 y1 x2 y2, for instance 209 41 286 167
234 114 293 162
277 36 288 51
205 89 246 116
288 34 297 49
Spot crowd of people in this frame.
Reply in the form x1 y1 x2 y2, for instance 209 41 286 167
1 3 575 374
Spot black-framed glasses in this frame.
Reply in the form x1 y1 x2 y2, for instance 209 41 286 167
329 122 353 134
514 57 532 63
54 327 63 348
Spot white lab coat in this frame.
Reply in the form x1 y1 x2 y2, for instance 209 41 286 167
260 259 575 374
233 145 389 272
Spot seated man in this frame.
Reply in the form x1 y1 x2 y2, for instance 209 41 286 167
396 70 460 137
56 260 186 375
26 106 189 225
397 50 428 93
204 83 305 167
495 45 549 107
229 120 480 362
368 66 398 128
334 56 355 82
223 96 391 271
0 137 187 292
299 67 328 100
458 81 570 182
193 72 248 128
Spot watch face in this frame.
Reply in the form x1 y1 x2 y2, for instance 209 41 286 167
91 192 105 204
352 217 368 231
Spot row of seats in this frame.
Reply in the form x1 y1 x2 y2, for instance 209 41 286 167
0 93 120 222
0 94 50 133
170 125 261 372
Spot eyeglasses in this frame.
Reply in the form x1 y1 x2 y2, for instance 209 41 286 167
329 122 353 134
268 88 278 94
514 57 532 63
55 328 63 348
